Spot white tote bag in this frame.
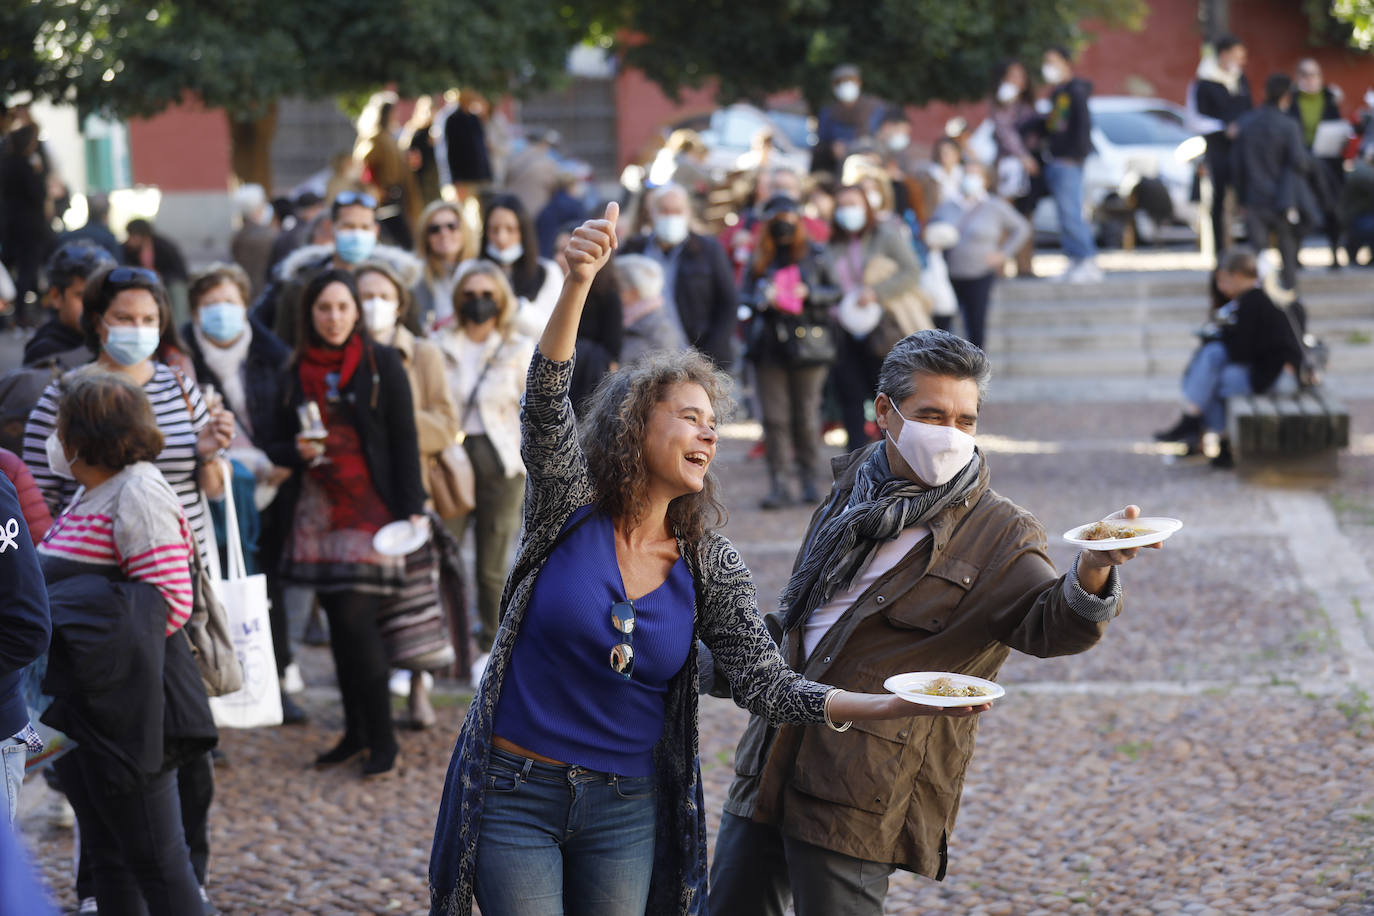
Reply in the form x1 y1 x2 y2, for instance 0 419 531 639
204 461 283 729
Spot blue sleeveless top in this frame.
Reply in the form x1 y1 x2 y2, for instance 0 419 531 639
491 504 696 777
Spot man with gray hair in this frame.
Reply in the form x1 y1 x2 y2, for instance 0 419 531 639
613 253 686 365
621 183 738 366
710 329 1156 915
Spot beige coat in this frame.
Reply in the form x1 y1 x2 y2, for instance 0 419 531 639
392 327 460 496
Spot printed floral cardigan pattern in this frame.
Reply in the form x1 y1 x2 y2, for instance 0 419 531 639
428 349 831 915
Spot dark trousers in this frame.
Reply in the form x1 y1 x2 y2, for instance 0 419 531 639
319 590 395 758
1245 209 1299 291
1206 147 1234 255
950 272 996 350
829 331 880 452
53 752 205 916
754 362 829 480
708 811 893 916
454 433 524 654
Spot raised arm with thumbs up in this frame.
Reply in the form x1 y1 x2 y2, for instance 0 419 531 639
540 202 619 362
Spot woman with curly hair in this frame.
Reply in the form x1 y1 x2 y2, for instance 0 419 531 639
426 205 977 916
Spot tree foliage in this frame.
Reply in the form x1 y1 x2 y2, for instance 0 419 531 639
1310 0 1374 50
614 0 1148 109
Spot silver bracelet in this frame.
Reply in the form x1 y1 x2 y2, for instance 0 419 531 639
823 688 852 733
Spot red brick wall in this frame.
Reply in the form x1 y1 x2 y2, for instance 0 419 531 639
127 95 230 192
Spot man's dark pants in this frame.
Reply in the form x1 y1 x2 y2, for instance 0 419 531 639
1244 209 1299 291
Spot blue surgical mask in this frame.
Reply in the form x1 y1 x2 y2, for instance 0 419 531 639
103 323 161 366
199 301 246 344
334 229 376 265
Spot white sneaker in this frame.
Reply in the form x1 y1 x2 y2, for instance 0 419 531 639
77 898 98 914
388 669 412 697
281 662 305 695
470 653 490 686
1067 260 1104 284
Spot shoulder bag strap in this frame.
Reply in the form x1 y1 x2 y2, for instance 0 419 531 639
458 341 502 429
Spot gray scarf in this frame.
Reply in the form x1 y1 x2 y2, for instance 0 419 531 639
779 444 981 632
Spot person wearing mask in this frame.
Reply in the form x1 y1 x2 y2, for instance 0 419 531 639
990 59 1045 277
354 260 461 728
613 253 686 366
264 269 425 777
252 190 422 347
428 204 969 916
38 372 216 915
1154 247 1303 468
479 193 563 337
827 184 927 451
23 241 116 368
1288 58 1346 269
709 330 1153 916
354 92 423 251
433 261 536 683
620 183 739 367
58 190 123 262
813 64 886 175
181 262 305 725
1194 36 1253 257
1232 74 1311 293
412 200 474 332
230 184 277 297
1041 45 1101 284
741 195 841 509
944 163 1032 349
0 468 48 827
505 128 562 218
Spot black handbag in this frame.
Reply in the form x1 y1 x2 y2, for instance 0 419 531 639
780 317 836 367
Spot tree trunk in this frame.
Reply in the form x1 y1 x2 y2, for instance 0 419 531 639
227 102 278 191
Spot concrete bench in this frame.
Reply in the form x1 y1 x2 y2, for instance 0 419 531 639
1226 388 1350 474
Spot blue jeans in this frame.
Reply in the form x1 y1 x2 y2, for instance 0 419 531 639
53 751 204 916
2 735 26 826
1045 159 1096 261
1182 340 1297 433
473 747 657 916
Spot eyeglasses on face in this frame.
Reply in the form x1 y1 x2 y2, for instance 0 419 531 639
609 599 636 679
333 190 378 209
427 221 461 235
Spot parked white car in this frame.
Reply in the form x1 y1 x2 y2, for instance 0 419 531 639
967 96 1204 244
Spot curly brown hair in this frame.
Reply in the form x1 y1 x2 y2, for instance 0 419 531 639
579 349 733 546
57 370 165 470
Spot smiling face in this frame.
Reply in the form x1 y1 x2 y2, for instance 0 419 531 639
875 372 979 485
641 382 718 500
426 208 465 261
310 281 359 347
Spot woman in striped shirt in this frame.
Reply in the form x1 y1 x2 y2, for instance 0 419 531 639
22 265 235 563
39 371 209 915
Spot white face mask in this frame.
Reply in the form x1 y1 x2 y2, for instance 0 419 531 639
835 205 868 233
485 242 523 265
961 173 987 200
884 398 976 487
886 132 910 152
865 189 884 212
653 214 689 246
996 82 1020 105
361 296 398 336
46 432 75 481
1042 63 1065 85
834 80 861 104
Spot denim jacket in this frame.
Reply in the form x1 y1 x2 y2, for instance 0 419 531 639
428 350 831 915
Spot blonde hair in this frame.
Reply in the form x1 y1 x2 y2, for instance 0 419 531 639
416 199 475 279
453 259 519 335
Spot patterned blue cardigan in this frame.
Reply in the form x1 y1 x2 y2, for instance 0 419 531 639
428 350 831 915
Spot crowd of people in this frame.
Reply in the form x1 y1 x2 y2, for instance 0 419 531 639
0 42 1368 912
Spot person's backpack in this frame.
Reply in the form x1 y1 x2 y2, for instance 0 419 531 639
0 346 90 453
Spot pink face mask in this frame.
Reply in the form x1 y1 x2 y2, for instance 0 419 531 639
884 398 976 487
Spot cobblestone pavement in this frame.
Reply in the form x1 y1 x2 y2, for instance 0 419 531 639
18 396 1374 915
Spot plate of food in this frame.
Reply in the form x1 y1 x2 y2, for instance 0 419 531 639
884 672 1004 708
1062 516 1182 551
373 517 431 557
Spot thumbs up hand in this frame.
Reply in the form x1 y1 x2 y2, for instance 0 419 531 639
564 202 620 283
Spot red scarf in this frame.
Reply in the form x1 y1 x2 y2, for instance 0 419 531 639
299 334 364 422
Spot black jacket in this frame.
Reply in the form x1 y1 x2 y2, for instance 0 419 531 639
739 246 840 367
1286 87 1343 150
1196 75 1253 142
0 474 48 739
1045 78 1094 161
263 338 426 526
22 317 90 368
181 317 291 449
621 232 739 367
40 571 216 791
1232 105 1311 213
1220 287 1305 393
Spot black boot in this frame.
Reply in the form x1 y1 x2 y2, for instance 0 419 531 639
315 674 368 767
1154 413 1201 443
759 474 793 510
798 475 821 504
280 691 309 726
1210 438 1235 469
359 675 400 778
